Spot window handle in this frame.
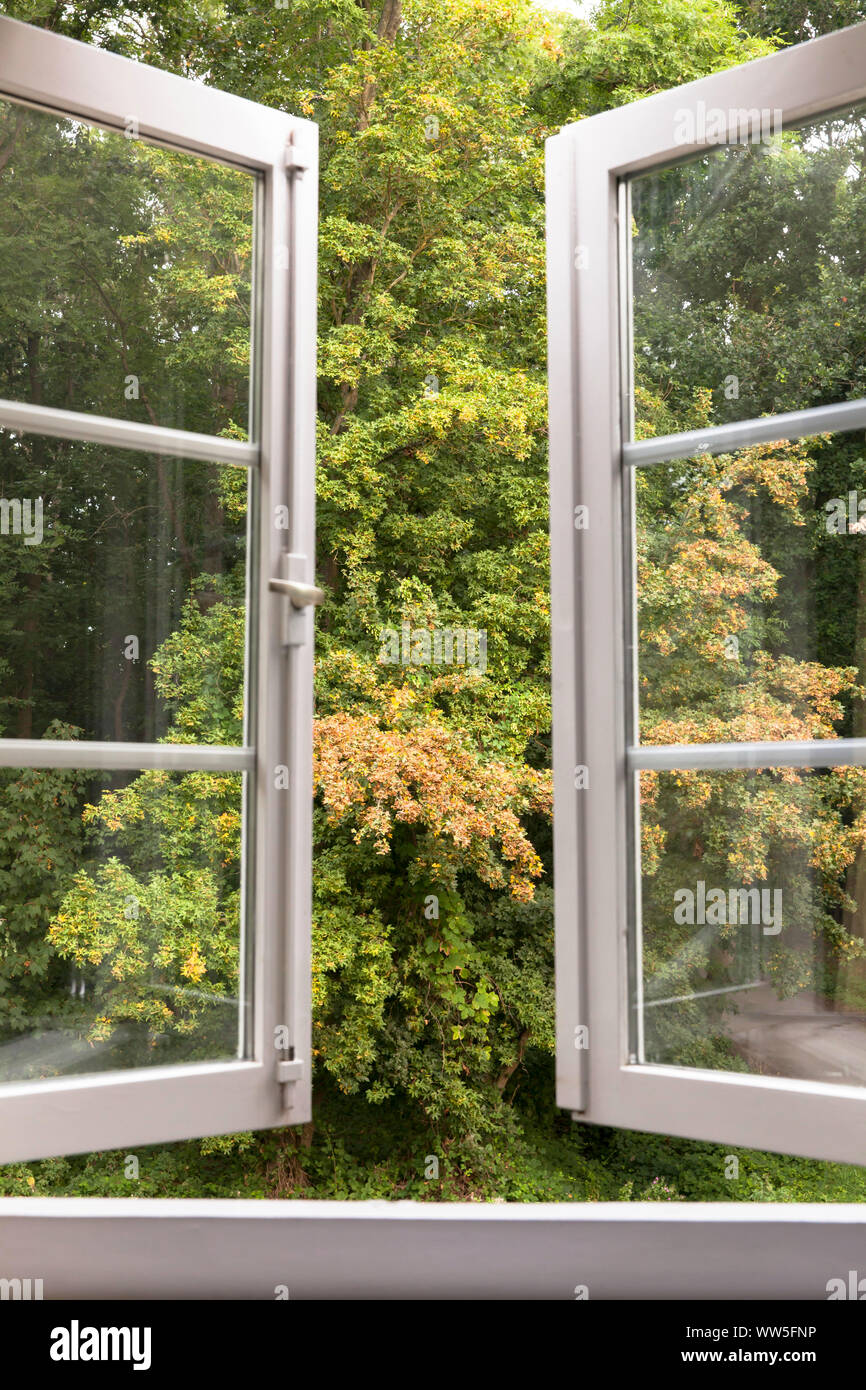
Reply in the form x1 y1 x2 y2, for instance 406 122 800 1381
269 556 323 647
268 577 324 608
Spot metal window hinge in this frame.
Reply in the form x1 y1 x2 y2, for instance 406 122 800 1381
285 140 309 177
269 553 323 646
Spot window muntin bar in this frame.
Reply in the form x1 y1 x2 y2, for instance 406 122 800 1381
630 737 866 771
624 397 866 468
0 740 254 771
0 400 257 468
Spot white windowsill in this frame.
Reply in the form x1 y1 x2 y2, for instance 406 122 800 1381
1 1198 862 1298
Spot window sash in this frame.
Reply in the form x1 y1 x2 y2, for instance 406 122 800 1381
547 18 866 1163
0 15 318 1161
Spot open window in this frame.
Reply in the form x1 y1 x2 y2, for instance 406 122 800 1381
547 21 866 1163
0 16 318 1161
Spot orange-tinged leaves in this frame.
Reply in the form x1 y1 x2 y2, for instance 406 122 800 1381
313 712 550 901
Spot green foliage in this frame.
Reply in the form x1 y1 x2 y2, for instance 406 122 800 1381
1 0 865 1204
534 0 772 125
0 723 85 1050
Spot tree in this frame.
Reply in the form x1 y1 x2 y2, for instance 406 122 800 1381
2 0 866 1200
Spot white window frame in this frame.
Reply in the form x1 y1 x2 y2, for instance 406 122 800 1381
0 15 318 1161
547 20 866 1165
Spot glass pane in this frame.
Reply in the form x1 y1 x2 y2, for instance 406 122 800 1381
636 765 866 1087
0 431 248 742
629 102 866 438
635 429 866 744
0 98 255 436
0 765 247 1081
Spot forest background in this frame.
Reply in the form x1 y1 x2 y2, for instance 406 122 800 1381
1 0 866 1202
